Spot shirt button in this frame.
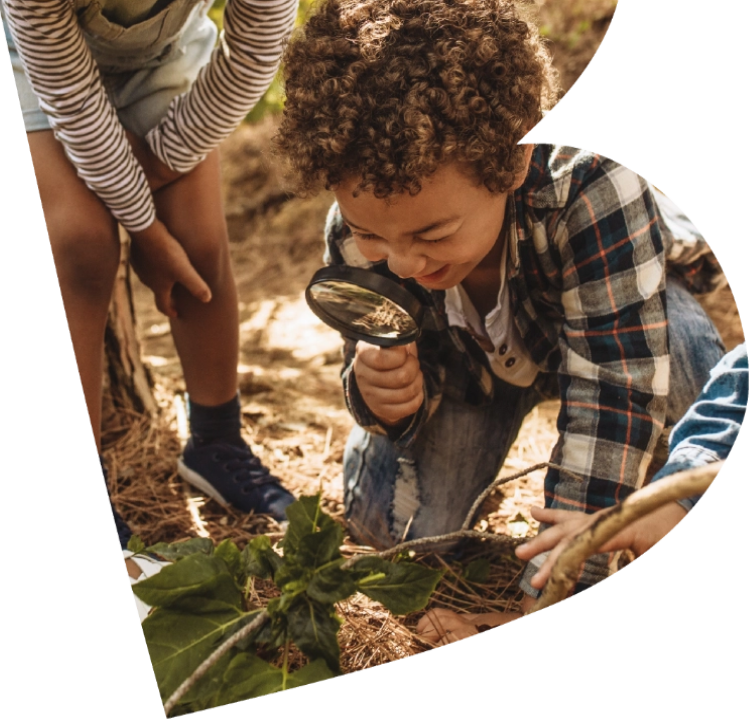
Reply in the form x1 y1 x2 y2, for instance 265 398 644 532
505 357 516 368
498 343 508 355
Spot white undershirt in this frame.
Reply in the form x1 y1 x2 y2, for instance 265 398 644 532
444 239 540 388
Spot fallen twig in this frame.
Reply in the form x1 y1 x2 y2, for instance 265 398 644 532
163 611 270 716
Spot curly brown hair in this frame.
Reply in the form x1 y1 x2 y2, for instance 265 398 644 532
275 0 559 197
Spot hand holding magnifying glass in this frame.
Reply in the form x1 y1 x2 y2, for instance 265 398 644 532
306 266 426 427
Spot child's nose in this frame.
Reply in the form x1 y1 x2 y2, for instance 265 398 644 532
387 251 426 279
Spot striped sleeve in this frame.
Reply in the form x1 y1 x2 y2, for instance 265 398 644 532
2 0 156 233
146 0 298 173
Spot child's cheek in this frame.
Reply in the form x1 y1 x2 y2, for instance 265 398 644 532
354 238 386 263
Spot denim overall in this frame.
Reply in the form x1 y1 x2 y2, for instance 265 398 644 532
2 0 216 135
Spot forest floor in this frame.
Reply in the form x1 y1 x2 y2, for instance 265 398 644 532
104 0 745 671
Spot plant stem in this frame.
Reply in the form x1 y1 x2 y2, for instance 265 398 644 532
460 462 582 531
281 637 290 690
163 610 270 716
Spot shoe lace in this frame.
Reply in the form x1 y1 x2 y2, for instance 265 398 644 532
212 443 280 491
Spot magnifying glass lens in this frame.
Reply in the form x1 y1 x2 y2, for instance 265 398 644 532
307 280 418 339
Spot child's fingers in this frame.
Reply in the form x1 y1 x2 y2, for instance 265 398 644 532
173 253 212 304
355 342 409 371
529 547 565 589
515 522 572 560
153 283 178 319
356 359 422 392
361 373 424 405
372 394 424 426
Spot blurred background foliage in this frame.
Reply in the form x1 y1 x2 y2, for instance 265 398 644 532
209 0 617 123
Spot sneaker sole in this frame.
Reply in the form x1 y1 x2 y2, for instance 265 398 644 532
177 458 292 529
177 459 232 508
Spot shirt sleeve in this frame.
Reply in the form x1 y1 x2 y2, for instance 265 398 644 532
2 0 156 232
146 0 298 174
520 156 670 596
651 343 747 510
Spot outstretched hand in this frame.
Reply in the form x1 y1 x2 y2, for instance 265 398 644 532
129 219 212 318
515 502 688 591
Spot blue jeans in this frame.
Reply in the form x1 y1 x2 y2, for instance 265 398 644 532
343 276 726 549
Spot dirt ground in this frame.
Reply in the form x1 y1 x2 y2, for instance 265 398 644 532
106 0 745 670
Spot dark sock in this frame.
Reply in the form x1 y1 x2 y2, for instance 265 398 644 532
188 392 243 445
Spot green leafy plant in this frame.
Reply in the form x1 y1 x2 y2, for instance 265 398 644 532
129 495 443 716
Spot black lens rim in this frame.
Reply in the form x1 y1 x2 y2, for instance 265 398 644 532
305 265 424 347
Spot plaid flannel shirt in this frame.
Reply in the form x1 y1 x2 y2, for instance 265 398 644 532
323 145 721 591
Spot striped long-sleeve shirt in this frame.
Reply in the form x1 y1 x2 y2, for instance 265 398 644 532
2 0 297 233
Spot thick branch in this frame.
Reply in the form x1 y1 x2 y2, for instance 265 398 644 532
163 611 269 716
529 461 723 614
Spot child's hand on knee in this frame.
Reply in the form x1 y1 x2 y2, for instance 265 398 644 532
130 219 212 318
353 341 424 427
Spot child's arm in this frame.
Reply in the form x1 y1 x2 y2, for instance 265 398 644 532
2 0 156 233
517 336 746 589
649 342 747 509
520 154 671 597
145 0 297 174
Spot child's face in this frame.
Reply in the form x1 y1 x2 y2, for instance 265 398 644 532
334 162 517 291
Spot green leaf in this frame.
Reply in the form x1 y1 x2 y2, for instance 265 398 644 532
352 558 443 615
295 523 344 569
127 535 146 555
215 539 242 578
146 537 215 561
283 495 336 557
214 655 335 706
306 562 355 604
286 658 336 688
141 606 258 700
242 536 283 580
132 553 242 611
463 558 491 584
286 597 341 673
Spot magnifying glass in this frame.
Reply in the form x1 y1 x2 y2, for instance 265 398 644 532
305 266 424 347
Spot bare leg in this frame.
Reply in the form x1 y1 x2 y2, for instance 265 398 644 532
151 150 239 406
26 131 121 450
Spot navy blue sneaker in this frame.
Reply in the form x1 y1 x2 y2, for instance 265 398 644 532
101 457 133 549
178 436 295 521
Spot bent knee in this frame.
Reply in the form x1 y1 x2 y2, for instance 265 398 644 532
48 218 120 302
183 235 231 290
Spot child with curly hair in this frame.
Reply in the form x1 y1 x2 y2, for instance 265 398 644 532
275 0 727 612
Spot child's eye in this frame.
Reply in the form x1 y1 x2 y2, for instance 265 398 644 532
351 230 379 241
417 235 449 245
